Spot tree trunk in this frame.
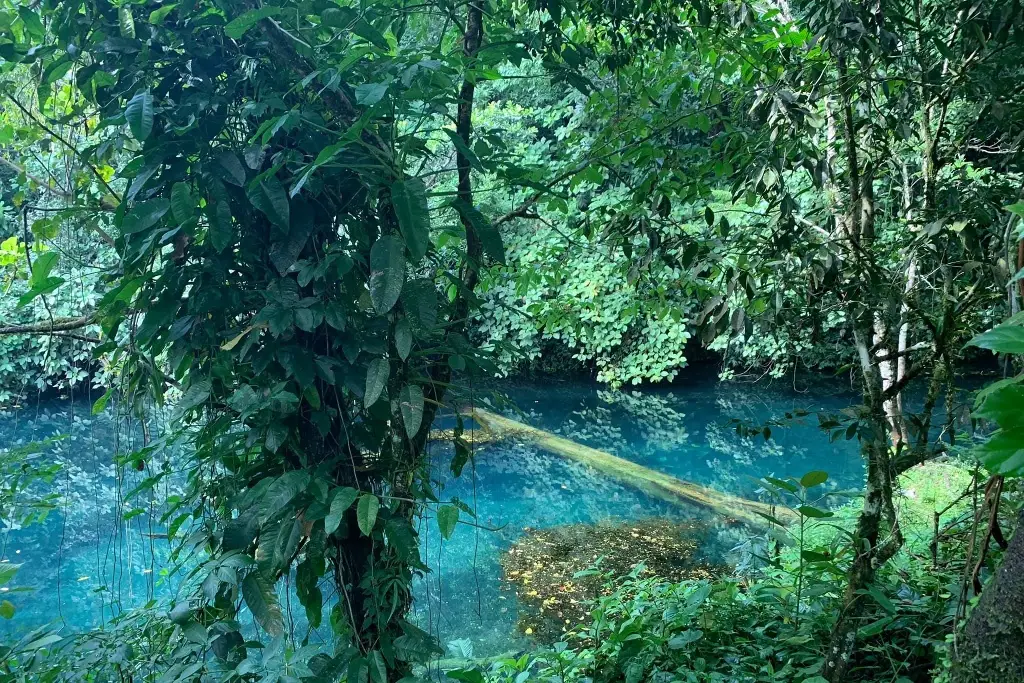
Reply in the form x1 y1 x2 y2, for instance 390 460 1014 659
948 508 1024 683
822 320 903 682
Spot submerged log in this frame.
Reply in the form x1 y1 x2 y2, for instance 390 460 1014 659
468 407 795 527
427 426 499 446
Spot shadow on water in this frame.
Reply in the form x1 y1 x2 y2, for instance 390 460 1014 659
0 371 863 657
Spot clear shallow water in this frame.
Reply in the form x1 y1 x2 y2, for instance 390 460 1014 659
0 371 863 656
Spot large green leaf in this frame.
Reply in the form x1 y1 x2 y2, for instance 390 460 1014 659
170 182 194 224
399 384 424 438
394 318 413 360
978 427 1024 476
390 179 430 263
224 7 281 39
969 324 1024 355
356 494 379 536
369 650 387 683
369 236 405 314
208 200 233 252
260 471 309 521
325 487 359 535
401 278 438 331
799 471 828 488
364 358 389 408
241 572 283 635
248 177 290 231
122 198 169 235
125 90 154 141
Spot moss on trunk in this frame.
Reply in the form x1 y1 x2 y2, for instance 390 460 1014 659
947 508 1024 683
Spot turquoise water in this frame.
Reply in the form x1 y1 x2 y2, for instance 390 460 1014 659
0 372 862 655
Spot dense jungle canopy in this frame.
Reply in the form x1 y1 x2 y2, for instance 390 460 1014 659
0 0 1023 681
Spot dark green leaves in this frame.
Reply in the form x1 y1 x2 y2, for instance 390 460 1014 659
369 236 405 313
170 183 194 224
225 7 281 39
453 199 504 264
365 358 389 408
241 572 283 635
325 487 359 535
125 91 154 141
391 179 431 263
248 177 290 231
399 384 424 438
357 494 379 535
395 319 413 360
122 198 169 234
355 83 389 106
207 200 233 252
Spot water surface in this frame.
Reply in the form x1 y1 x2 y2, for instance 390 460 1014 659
0 372 862 656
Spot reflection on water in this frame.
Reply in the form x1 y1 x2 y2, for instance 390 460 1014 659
0 371 862 656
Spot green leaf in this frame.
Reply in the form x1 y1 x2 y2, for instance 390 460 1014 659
148 3 178 24
799 471 828 488
225 7 281 39
125 90 154 141
395 318 413 360
17 7 44 38
391 179 431 263
217 151 247 186
977 427 1024 476
0 600 14 619
248 176 290 231
0 562 19 586
175 378 211 415
325 487 359 535
437 504 458 540
399 384 424 438
365 358 389 408
667 630 703 648
170 182 193 224
122 198 169 235
29 252 59 286
356 494 380 536
241 572 283 635
763 476 798 494
796 505 833 518
355 83 389 106
208 200 233 252
452 199 504 264
92 387 114 415
856 617 894 639
866 584 895 614
118 5 135 38
369 650 387 683
352 19 389 49
1005 203 1024 219
402 278 438 331
969 324 1024 355
369 236 406 314
260 471 309 521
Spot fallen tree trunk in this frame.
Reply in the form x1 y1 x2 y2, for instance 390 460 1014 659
468 407 795 527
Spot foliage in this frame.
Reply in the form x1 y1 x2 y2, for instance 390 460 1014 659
455 462 987 683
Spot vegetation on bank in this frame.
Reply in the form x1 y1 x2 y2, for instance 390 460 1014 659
0 0 1022 681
